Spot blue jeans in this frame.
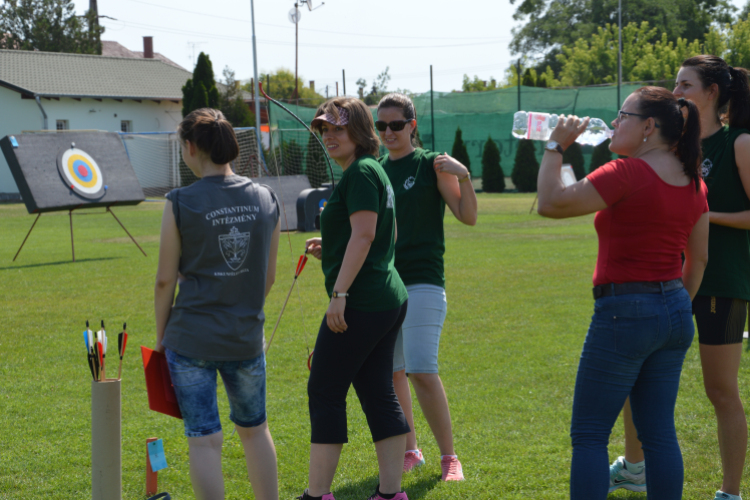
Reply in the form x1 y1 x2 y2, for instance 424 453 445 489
166 349 267 437
570 287 694 500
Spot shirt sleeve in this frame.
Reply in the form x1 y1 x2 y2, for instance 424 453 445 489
586 158 637 206
345 162 381 216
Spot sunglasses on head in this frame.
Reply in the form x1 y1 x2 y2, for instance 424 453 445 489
374 119 413 132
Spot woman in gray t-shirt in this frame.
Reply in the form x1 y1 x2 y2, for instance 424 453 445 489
154 108 281 500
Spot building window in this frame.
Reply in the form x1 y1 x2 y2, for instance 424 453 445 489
56 120 69 131
121 120 132 133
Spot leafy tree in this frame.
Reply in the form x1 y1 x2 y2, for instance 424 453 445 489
563 142 586 180
219 67 255 128
363 67 391 105
461 75 498 92
509 0 735 57
522 68 536 86
356 78 367 99
0 0 104 53
306 133 329 188
512 139 540 192
481 136 505 193
589 139 613 172
451 127 471 175
182 52 220 117
253 68 325 106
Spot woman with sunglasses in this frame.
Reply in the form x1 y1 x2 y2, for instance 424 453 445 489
376 93 477 481
298 97 410 500
537 87 708 499
612 56 750 500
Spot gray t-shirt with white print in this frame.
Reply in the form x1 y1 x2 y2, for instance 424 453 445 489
162 174 279 361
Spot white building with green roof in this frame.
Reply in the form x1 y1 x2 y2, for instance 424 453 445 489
0 48 192 197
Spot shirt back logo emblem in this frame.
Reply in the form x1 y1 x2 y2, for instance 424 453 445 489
219 226 251 271
701 158 713 178
403 176 416 190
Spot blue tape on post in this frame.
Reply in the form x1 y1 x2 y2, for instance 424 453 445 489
147 439 168 472
9 136 18 148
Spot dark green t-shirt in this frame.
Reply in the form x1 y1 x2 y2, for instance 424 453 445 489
697 126 750 301
320 155 408 312
380 149 446 288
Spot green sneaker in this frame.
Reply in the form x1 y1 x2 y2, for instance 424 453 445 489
608 456 646 493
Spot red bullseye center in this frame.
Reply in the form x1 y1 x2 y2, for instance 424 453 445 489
77 164 89 177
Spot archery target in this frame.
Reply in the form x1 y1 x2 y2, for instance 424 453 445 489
57 147 105 199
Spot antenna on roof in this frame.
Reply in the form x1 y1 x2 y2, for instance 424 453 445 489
186 41 207 68
300 0 324 11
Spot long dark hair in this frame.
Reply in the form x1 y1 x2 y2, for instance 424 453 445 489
178 108 239 165
682 55 750 130
635 86 702 191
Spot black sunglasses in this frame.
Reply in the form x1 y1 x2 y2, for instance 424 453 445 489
375 119 413 132
617 110 660 128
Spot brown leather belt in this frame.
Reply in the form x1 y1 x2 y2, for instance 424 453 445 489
592 278 684 300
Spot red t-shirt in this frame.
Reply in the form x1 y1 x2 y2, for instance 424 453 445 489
587 158 708 286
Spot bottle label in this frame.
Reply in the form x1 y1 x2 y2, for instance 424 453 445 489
527 112 549 141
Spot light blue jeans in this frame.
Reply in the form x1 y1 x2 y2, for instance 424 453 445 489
570 287 694 500
392 284 447 374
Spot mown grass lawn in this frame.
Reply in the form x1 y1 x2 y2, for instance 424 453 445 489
0 193 748 499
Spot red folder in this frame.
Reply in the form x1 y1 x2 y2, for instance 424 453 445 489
141 346 182 419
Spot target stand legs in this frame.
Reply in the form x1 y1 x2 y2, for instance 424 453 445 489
107 207 147 257
13 213 41 262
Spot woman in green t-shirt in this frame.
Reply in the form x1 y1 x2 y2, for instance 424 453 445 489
297 97 410 500
612 56 750 500
376 93 477 482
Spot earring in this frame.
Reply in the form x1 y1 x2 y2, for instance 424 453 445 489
643 137 648 142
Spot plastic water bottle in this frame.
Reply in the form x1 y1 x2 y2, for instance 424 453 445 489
512 111 612 146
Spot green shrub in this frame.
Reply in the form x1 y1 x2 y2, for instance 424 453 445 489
306 133 329 188
563 142 586 180
481 136 505 193
512 139 540 192
451 127 471 175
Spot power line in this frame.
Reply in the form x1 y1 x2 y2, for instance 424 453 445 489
102 18 512 49
119 0 509 42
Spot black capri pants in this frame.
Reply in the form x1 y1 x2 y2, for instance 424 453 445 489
308 301 410 444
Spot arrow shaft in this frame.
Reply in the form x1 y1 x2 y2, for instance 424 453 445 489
265 277 298 354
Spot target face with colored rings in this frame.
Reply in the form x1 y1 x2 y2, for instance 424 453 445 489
57 148 105 199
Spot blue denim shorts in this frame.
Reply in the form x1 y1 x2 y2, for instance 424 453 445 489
393 284 447 374
165 349 267 437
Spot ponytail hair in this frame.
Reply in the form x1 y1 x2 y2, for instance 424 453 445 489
682 55 750 129
634 87 702 191
178 108 239 165
377 93 421 147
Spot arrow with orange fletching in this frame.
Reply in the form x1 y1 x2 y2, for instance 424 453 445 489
265 251 309 355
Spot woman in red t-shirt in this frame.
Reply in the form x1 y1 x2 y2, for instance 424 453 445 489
536 86 709 500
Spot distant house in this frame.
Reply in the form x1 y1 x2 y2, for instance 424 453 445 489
0 43 191 198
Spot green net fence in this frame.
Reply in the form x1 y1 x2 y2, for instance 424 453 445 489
266 83 651 183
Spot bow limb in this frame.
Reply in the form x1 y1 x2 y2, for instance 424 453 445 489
258 82 336 189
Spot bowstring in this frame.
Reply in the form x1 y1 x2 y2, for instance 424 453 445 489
264 100 313 360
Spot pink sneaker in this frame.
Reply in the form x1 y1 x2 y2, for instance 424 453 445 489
297 489 336 500
367 490 408 500
440 456 465 481
403 449 425 472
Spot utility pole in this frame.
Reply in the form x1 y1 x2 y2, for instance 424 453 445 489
342 70 346 96
294 2 299 99
250 0 263 158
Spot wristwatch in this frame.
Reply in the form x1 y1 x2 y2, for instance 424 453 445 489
332 291 349 298
545 141 564 155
